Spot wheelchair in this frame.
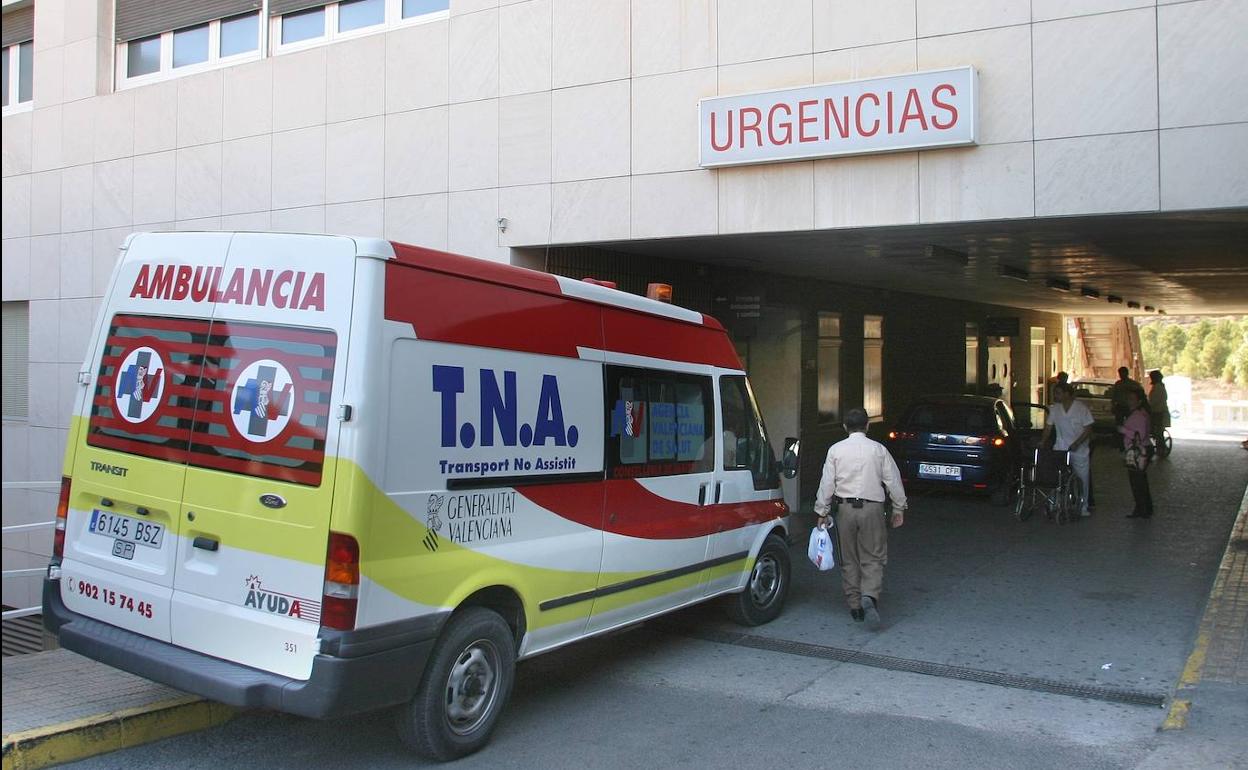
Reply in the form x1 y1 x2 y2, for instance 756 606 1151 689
1014 448 1084 524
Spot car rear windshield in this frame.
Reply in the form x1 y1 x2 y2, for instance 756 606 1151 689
1074 382 1113 398
87 314 336 486
900 403 995 435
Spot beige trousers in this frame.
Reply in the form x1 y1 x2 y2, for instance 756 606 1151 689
836 501 888 609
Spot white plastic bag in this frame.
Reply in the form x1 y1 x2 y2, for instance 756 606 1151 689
808 525 835 571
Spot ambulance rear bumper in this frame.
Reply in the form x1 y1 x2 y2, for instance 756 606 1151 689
43 577 446 719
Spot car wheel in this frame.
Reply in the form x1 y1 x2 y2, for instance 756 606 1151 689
726 533 790 626
395 607 516 761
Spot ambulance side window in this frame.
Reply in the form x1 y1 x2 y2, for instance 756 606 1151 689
606 366 713 479
720 375 778 490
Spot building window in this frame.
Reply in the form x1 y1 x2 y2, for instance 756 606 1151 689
1 41 34 110
338 0 385 32
281 6 326 44
2 302 29 421
118 12 261 87
817 312 841 423
173 24 210 68
402 0 448 17
863 315 883 421
965 322 979 393
271 0 448 53
220 12 261 58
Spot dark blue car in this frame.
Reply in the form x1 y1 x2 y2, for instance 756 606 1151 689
887 395 1042 506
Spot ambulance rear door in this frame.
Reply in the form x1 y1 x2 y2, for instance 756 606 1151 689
61 233 234 643
169 233 356 680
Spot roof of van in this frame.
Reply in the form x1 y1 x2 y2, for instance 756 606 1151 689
122 232 722 330
389 240 721 330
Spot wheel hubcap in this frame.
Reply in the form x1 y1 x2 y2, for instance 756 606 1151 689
445 640 500 735
749 554 780 607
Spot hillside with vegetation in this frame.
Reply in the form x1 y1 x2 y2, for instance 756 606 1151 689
1138 317 1248 387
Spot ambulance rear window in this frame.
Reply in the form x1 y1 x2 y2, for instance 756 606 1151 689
88 314 336 486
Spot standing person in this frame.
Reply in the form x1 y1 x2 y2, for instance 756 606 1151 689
1040 382 1094 518
1147 370 1170 453
1120 390 1154 518
1047 371 1070 404
813 407 907 628
1109 366 1146 428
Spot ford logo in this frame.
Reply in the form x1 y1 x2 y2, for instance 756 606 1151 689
259 494 286 509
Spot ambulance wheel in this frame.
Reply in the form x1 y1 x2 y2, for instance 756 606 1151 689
396 607 515 761
726 534 790 626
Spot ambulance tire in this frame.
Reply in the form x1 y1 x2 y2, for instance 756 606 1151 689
726 533 790 626
396 607 516 761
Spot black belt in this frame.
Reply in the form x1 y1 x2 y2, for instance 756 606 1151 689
834 496 882 508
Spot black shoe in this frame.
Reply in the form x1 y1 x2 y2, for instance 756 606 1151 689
851 608 864 622
862 596 881 628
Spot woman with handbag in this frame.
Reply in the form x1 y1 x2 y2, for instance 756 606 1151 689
1120 390 1154 519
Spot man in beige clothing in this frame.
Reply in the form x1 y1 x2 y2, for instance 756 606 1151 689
814 407 907 627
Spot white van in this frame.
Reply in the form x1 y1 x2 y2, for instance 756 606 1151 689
43 232 795 760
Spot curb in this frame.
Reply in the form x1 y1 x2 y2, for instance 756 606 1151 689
1160 483 1248 731
2 697 235 770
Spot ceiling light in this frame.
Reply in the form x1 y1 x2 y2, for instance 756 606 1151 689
1080 287 1100 299
999 264 1029 282
1107 295 1124 304
1127 301 1141 309
925 245 969 266
1046 278 1072 292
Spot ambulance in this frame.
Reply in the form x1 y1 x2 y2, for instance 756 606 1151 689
43 232 796 760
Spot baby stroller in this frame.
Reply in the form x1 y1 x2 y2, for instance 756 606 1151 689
1014 448 1084 524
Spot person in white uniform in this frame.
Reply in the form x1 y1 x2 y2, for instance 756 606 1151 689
1040 381 1094 517
814 407 907 627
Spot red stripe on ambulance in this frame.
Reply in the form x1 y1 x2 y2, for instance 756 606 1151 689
518 480 785 540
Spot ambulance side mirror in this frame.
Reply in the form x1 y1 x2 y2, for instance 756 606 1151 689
780 437 799 479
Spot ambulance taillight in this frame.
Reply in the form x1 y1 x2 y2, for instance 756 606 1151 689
53 476 71 561
321 532 360 631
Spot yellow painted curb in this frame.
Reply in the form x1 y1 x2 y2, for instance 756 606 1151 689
1160 699 1190 731
1162 484 1248 732
1 697 236 770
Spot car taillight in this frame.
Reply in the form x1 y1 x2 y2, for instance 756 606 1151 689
992 436 1006 447
53 476 71 561
321 532 359 631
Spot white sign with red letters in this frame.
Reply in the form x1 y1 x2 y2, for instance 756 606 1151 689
699 66 978 167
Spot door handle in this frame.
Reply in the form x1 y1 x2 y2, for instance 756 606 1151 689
714 482 723 504
698 483 708 506
192 536 219 552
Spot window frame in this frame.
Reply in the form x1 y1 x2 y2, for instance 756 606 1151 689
863 314 884 423
1 40 34 115
116 12 264 90
816 311 841 424
270 0 448 57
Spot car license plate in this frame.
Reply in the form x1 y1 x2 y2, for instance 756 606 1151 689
89 510 165 550
918 463 962 480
